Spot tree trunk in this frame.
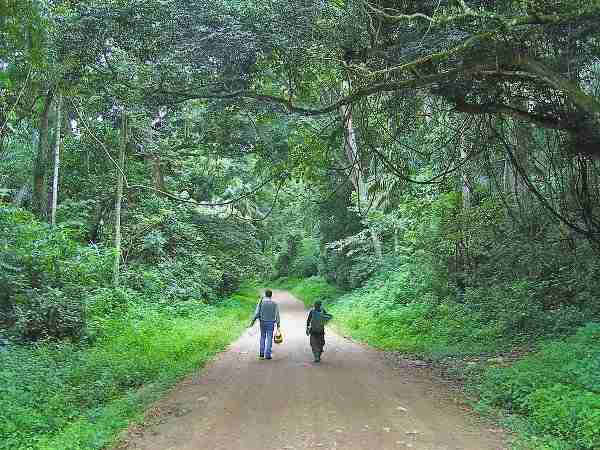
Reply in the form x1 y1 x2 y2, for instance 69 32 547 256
502 157 513 193
32 92 53 219
456 135 471 273
113 112 127 286
0 111 7 158
514 121 532 222
13 184 29 207
460 144 471 209
339 80 383 261
146 154 165 191
50 94 62 227
369 227 383 260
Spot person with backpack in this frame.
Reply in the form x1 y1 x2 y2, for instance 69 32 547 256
249 289 280 360
306 300 332 363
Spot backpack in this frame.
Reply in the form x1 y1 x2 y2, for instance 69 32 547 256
310 308 331 333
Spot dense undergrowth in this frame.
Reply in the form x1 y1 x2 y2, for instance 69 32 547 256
0 288 256 450
0 287 256 450
281 276 600 450
0 207 259 450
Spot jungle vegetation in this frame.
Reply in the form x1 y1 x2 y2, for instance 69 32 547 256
1 1 599 449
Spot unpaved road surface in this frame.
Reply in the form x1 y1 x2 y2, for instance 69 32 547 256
119 291 507 450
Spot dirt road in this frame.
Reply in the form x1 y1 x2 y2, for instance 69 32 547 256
119 291 507 450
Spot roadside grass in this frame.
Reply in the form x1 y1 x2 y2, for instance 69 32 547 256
0 284 258 450
282 276 600 450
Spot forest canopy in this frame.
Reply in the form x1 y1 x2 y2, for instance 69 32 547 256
1 1 600 449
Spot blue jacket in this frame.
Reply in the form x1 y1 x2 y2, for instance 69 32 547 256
251 297 280 327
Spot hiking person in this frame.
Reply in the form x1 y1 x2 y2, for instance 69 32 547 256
249 289 280 360
306 300 332 363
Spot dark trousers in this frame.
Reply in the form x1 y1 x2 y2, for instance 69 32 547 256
310 332 325 358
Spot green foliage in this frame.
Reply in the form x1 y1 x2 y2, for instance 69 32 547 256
296 272 500 357
316 178 363 289
284 275 600 449
275 276 343 308
0 284 257 450
276 235 320 279
290 237 320 278
479 324 600 450
0 121 36 193
0 207 113 341
0 199 262 448
274 232 302 278
0 201 267 340
123 197 268 299
0 0 47 66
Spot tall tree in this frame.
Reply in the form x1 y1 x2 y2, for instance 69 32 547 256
113 111 127 286
31 91 53 219
50 93 62 227
340 83 383 261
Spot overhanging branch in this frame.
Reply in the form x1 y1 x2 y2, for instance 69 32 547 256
453 98 571 131
160 69 464 115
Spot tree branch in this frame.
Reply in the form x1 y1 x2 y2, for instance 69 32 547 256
516 56 600 117
453 98 571 131
160 68 464 115
494 120 595 240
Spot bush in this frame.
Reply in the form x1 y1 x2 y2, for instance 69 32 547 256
0 285 258 450
287 276 343 307
479 323 600 449
274 233 302 278
11 288 86 342
283 274 600 449
0 203 264 343
125 197 268 300
0 207 113 341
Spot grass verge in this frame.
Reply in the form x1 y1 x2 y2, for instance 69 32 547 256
0 284 258 450
281 276 600 450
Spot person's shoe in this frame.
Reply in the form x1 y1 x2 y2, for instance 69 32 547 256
259 354 264 359
265 355 272 360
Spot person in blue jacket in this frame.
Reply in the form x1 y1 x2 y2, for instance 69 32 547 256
250 289 280 360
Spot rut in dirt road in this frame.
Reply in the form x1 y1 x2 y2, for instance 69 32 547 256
119 290 507 450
